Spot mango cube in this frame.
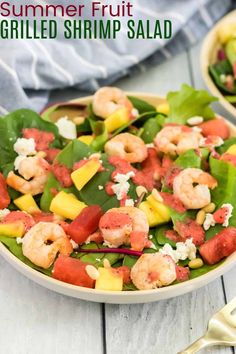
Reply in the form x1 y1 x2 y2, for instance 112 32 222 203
50 191 87 220
95 268 123 291
14 194 41 214
78 135 94 145
156 102 169 115
226 144 236 156
0 223 25 238
104 107 129 133
146 195 170 222
139 201 164 227
71 159 100 191
218 23 236 44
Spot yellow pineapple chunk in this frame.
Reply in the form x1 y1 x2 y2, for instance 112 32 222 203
156 102 169 115
78 135 94 145
139 201 164 227
0 222 25 238
218 23 236 44
71 159 100 191
104 107 129 133
226 144 236 156
146 195 170 222
50 191 87 220
14 194 41 214
95 268 123 291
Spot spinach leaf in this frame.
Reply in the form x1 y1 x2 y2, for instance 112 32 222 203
0 109 62 173
189 262 222 279
155 225 176 247
0 236 52 276
89 120 108 151
123 255 138 268
166 84 217 124
217 137 236 154
140 117 162 143
128 96 156 114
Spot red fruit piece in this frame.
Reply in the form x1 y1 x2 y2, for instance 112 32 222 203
44 148 61 163
160 192 186 214
0 173 10 209
112 266 131 284
199 118 230 140
165 230 182 243
2 211 35 232
220 153 236 168
67 205 103 244
23 128 55 151
163 167 182 189
51 162 73 188
175 266 190 282
213 207 229 224
32 212 54 223
175 219 205 246
52 256 95 288
200 227 236 265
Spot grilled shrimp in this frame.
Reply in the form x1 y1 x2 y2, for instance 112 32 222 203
173 168 218 209
22 222 73 269
154 126 203 155
99 206 149 250
131 253 177 290
105 133 148 163
6 156 50 195
92 87 133 119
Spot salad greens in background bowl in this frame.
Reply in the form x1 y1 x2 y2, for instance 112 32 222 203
1 85 236 303
201 10 236 118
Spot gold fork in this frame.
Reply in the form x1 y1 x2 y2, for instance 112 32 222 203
178 297 236 353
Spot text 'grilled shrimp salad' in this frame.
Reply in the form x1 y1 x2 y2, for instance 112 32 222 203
1 84 236 292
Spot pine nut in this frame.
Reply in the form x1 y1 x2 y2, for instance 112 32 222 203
187 116 204 126
73 116 85 125
151 188 163 202
196 210 206 225
136 185 148 198
188 258 204 269
203 203 216 213
36 151 47 158
103 259 111 269
85 265 100 280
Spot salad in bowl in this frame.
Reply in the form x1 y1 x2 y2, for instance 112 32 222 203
1 84 236 298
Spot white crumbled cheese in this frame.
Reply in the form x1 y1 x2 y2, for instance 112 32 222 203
146 143 155 148
220 74 227 83
187 116 204 126
14 155 27 170
131 108 139 117
16 237 23 244
13 138 36 156
112 171 135 200
70 239 78 249
55 116 77 140
0 208 10 220
160 239 196 263
222 203 233 227
149 234 153 239
192 126 202 133
203 213 216 231
95 258 101 262
125 199 135 207
98 185 104 191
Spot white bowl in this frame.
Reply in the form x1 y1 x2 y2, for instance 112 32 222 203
201 10 236 118
1 92 236 304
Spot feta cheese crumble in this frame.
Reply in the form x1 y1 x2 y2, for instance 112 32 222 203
203 213 216 231
16 237 23 244
124 199 135 207
55 116 77 140
222 203 233 227
70 239 78 249
0 208 10 220
98 185 104 191
111 171 135 200
145 143 155 148
160 239 196 263
13 138 36 156
131 108 139 118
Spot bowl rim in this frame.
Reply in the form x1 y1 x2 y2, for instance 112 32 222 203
200 9 236 118
1 91 236 303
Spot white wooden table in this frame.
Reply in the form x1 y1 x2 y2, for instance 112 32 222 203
1 41 236 354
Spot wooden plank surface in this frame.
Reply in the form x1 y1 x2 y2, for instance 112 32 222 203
0 257 103 354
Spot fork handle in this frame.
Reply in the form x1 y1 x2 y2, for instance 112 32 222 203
178 336 214 354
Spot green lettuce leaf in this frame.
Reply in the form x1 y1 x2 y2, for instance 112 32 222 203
175 149 201 169
166 84 217 124
0 109 62 174
128 96 156 114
